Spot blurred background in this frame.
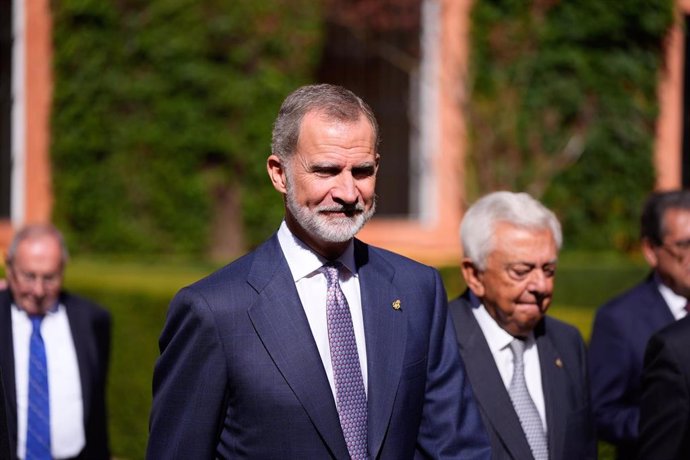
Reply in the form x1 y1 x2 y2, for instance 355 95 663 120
0 0 685 457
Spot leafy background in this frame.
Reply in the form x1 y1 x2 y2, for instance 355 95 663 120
47 0 675 458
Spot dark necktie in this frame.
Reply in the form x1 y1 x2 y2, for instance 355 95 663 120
323 262 368 459
508 338 548 460
27 315 51 460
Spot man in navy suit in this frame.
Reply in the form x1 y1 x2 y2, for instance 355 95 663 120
637 315 690 459
589 190 690 459
449 191 596 460
147 84 490 459
0 224 111 460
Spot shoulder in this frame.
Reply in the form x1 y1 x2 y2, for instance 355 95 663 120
543 315 584 344
358 240 439 278
597 276 658 315
652 316 690 348
186 236 279 292
61 291 110 319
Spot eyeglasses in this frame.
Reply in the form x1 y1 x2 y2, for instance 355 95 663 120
10 268 62 288
660 238 690 261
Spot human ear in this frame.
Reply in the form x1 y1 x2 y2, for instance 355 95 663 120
461 258 486 298
641 238 659 268
267 155 288 194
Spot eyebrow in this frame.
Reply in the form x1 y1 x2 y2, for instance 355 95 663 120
308 161 377 172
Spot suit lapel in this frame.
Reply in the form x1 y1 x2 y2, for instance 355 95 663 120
0 291 17 445
64 298 93 425
451 294 534 460
536 325 566 459
354 242 406 458
246 237 349 459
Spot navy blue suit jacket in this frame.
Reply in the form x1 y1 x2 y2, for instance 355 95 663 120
147 235 490 459
637 315 690 460
449 290 596 460
0 289 111 460
588 274 675 459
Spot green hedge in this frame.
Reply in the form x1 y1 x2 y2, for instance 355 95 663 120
58 253 645 458
51 0 322 255
467 0 674 251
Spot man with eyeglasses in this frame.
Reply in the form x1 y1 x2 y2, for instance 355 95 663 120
589 189 690 460
0 224 111 459
449 191 596 460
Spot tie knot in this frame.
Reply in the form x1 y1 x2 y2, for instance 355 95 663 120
29 315 44 330
323 262 342 286
509 338 526 362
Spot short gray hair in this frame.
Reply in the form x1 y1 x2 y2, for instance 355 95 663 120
6 224 70 267
460 191 562 270
271 83 380 160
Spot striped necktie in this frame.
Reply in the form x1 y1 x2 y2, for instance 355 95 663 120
508 338 548 460
26 315 51 460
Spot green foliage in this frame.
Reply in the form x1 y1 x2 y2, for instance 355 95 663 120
51 0 323 254
467 0 674 250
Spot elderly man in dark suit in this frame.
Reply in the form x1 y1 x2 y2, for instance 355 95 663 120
0 224 111 460
589 189 690 459
449 191 596 460
146 84 490 459
637 315 690 460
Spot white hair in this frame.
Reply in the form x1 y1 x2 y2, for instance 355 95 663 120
460 191 562 270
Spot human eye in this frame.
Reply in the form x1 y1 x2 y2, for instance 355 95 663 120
311 165 340 177
542 263 557 277
352 165 376 179
507 263 533 280
675 239 690 251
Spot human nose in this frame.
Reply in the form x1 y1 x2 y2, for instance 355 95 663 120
331 173 359 204
30 279 46 297
526 270 550 298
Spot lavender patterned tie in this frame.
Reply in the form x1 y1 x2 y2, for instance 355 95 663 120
508 338 548 460
324 262 368 459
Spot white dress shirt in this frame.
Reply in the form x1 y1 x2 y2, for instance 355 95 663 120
277 221 368 398
472 304 548 432
12 303 85 459
656 275 689 321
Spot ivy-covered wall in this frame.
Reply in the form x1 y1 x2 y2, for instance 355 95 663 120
52 0 675 255
51 0 322 255
467 0 674 251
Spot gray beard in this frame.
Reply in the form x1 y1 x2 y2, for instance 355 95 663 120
285 185 376 244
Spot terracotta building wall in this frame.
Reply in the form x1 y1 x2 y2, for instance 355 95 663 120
655 0 690 190
0 0 53 253
358 0 470 266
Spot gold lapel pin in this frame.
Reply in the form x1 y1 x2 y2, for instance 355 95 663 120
555 358 563 368
392 299 401 311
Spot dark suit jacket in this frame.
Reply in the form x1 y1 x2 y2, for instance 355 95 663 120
637 315 690 460
588 274 675 459
0 366 11 460
449 290 596 460
147 235 490 459
0 289 111 460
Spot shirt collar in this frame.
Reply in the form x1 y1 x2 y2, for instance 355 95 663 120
655 272 689 316
473 303 535 353
11 301 61 317
277 220 356 282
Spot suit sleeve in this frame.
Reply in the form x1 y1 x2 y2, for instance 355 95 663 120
147 287 229 459
414 270 491 459
574 327 598 460
588 306 639 442
637 332 690 460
